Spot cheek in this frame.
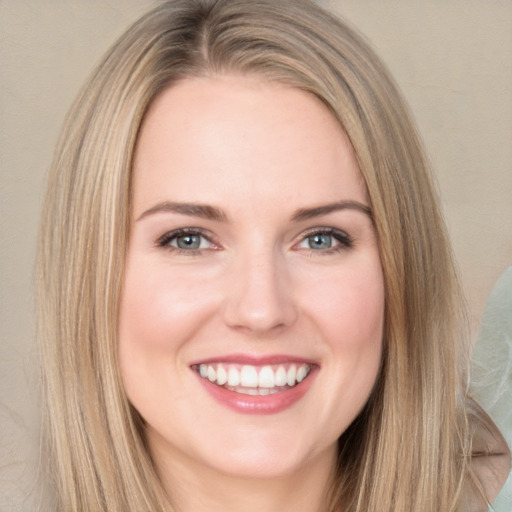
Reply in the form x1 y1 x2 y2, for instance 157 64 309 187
307 261 384 434
117 255 225 422
118 258 217 353
117 257 224 404
302 257 384 409
304 259 385 350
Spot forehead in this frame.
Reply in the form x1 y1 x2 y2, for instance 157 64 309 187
132 74 367 216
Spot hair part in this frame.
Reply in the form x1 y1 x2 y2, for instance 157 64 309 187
37 1 481 510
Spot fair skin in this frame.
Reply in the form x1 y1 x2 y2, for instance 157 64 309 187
118 74 385 512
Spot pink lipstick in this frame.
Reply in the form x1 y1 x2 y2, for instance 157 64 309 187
191 355 318 414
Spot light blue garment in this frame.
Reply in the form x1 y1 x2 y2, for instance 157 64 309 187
471 267 512 511
490 472 511 512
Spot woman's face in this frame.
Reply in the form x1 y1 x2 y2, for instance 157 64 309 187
119 75 384 483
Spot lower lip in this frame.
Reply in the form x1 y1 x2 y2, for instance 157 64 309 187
194 369 317 415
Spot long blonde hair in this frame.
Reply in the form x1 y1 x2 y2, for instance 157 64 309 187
37 1 480 510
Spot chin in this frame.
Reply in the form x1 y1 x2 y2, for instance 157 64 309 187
191 425 335 481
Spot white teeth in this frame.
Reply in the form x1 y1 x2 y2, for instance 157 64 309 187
228 387 280 396
207 366 216 382
227 366 240 386
287 365 297 386
197 362 312 391
240 365 258 387
258 365 275 388
296 365 309 383
216 364 228 385
275 366 287 387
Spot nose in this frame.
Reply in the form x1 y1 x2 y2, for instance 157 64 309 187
222 249 298 335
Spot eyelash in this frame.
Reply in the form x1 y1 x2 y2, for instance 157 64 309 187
296 227 353 255
155 227 353 255
156 228 218 255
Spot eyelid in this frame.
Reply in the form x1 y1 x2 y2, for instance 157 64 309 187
155 226 352 254
293 227 353 252
156 227 221 251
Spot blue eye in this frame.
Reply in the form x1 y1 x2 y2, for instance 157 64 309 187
306 233 334 250
174 233 202 250
296 229 352 253
157 229 214 252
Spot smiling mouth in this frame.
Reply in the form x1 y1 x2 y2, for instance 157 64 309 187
192 362 312 395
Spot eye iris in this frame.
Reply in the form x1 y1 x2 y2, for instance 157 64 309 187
176 234 201 250
308 233 332 250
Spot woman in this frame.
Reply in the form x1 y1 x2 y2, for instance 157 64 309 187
36 0 510 510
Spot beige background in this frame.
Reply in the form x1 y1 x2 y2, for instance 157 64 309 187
1 1 511 510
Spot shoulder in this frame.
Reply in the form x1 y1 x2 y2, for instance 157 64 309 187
464 405 511 511
469 266 512 510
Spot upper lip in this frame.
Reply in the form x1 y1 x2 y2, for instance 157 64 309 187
189 353 318 367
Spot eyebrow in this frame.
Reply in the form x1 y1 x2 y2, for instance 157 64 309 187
136 199 372 223
136 201 229 222
291 201 372 222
